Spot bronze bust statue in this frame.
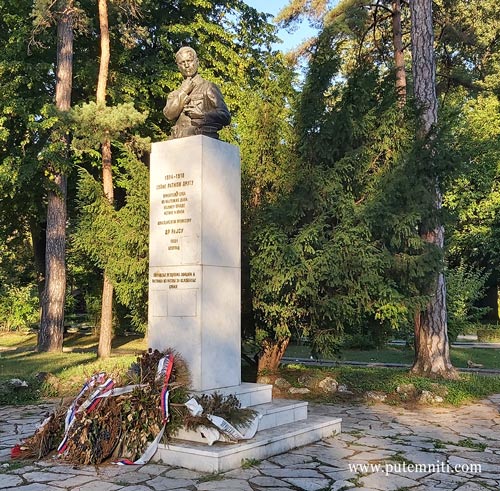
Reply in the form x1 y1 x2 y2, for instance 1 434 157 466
164 47 231 140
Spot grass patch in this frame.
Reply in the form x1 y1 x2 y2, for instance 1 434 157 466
449 347 500 369
285 344 500 370
276 365 500 406
0 460 33 473
349 475 365 486
390 453 414 466
431 437 486 451
241 458 261 469
0 332 146 352
455 438 487 451
432 439 446 449
0 331 37 349
0 351 138 405
0 332 146 405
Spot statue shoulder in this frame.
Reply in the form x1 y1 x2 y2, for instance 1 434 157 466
194 76 220 92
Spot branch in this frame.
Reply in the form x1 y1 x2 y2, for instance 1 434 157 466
370 2 393 15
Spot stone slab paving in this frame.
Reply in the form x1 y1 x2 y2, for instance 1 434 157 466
1 396 499 490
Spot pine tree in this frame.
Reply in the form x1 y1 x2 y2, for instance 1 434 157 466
96 0 114 359
409 0 457 378
37 0 74 352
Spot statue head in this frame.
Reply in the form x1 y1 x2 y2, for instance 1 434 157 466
175 46 199 79
164 45 231 140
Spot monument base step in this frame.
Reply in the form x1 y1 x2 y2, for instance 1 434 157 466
191 382 273 407
154 406 342 473
174 399 308 444
254 399 308 431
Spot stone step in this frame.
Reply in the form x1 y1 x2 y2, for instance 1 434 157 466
252 399 308 431
191 382 273 407
154 406 342 473
173 399 308 444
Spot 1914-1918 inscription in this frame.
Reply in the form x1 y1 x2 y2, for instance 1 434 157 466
152 169 197 257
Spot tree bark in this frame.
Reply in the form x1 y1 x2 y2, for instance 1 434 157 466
257 337 290 374
392 0 406 104
409 0 457 379
98 139 114 358
98 272 113 358
30 218 46 300
38 3 73 352
97 0 114 358
410 0 437 134
96 0 110 106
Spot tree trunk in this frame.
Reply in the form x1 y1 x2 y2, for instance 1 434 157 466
98 272 113 358
257 337 290 374
410 0 437 134
412 251 455 377
98 139 114 358
30 218 46 300
409 0 457 379
38 3 73 352
392 0 406 104
38 177 68 351
97 0 114 359
96 0 110 105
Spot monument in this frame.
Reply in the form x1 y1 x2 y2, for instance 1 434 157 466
163 46 231 140
149 47 239 391
148 47 341 471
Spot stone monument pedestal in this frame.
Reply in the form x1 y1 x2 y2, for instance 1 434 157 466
148 136 241 391
148 136 341 471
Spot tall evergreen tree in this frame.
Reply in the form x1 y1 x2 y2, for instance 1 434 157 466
96 0 114 359
409 0 456 378
247 18 421 370
270 0 475 373
238 58 299 371
0 0 53 299
37 0 74 352
437 0 500 321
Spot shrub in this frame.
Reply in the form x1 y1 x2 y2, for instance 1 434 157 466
342 333 378 350
476 325 500 342
446 264 491 341
0 284 39 331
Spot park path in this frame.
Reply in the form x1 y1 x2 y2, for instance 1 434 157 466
1 395 499 491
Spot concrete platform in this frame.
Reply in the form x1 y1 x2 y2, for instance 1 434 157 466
154 405 342 472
